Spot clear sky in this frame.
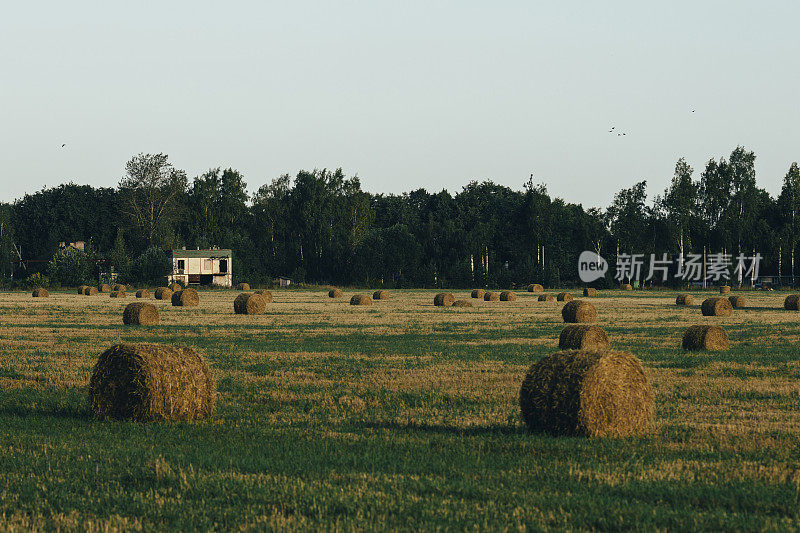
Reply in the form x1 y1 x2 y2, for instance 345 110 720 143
1 1 798 208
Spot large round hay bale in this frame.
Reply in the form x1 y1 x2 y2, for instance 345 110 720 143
32 287 49 297
78 285 88 295
110 291 126 298
154 287 173 300
373 290 390 300
622 283 633 291
500 291 517 301
728 295 747 308
719 285 731 294
99 283 111 293
112 283 126 292
255 289 273 302
583 288 597 297
682 325 729 351
676 294 694 305
88 343 214 421
236 282 250 291
136 289 151 299
538 294 554 302
83 286 98 296
484 292 499 302
329 288 343 298
784 294 800 310
350 294 373 306
451 299 474 308
123 302 159 326
169 283 182 292
234 293 267 315
527 284 544 293
559 325 609 350
171 288 199 307
519 350 653 437
557 292 574 302
562 300 597 323
434 293 455 306
701 297 732 317
471 289 485 299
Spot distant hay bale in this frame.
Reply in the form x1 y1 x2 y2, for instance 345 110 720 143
88 343 214 422
169 283 182 292
328 288 344 298
559 325 609 350
32 288 49 298
719 285 731 294
255 289 273 302
136 289 151 299
583 288 597 297
234 293 267 315
171 288 199 307
373 290 390 300
728 295 747 308
682 325 729 351
538 294 554 302
83 286 98 296
236 283 250 291
123 302 159 326
154 287 173 300
451 299 474 308
484 292 499 302
500 291 517 301
557 292 574 302
675 294 694 305
350 294 373 306
527 284 544 293
99 284 111 293
112 284 126 292
109 291 126 298
784 294 800 310
78 285 88 295
434 293 455 306
519 350 654 437
471 289 485 299
562 300 597 323
622 284 633 291
701 297 732 317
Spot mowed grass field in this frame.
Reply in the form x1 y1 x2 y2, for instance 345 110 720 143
1 288 800 530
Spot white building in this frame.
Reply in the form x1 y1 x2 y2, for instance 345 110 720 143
169 249 233 287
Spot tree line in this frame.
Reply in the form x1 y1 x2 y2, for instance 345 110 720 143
2 147 799 288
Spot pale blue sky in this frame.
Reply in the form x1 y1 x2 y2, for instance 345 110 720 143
1 1 798 208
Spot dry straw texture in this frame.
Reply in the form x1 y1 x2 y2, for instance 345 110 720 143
719 286 731 294
558 325 609 350
519 350 654 437
538 294 554 302
255 289 273 302
784 294 800 310
99 284 111 293
434 293 455 306
172 288 199 307
451 299 474 308
350 294 373 306
136 289 151 299
236 283 250 291
83 286 98 296
562 300 597 323
154 287 173 300
682 325 729 351
471 289 485 299
622 284 633 291
234 293 267 315
557 292 574 302
328 288 343 298
728 295 747 308
109 291 126 298
32 288 49 297
583 288 598 297
500 291 517 302
88 343 214 422
484 292 499 302
112 284 126 292
675 294 694 305
122 303 160 326
527 284 544 293
701 297 733 317
77 285 88 295
373 290 390 300
169 283 182 292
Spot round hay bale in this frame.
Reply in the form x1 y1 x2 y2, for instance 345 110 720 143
484 292 499 302
519 350 654 437
583 288 598 297
373 290 390 300
500 291 517 301
451 299 474 308
83 286 98 296
329 288 344 298
136 289 151 299
154 287 173 300
471 289 485 299
99 284 111 293
557 292 574 302
675 294 694 305
234 293 267 315
559 325 609 351
527 284 544 293
88 343 214 421
701 297 732 317
434 293 455 306
538 294 554 302
112 283 126 292
784 294 800 310
562 300 597 323
169 283 182 292
171 288 199 307
350 294 373 306
255 289 273 302
728 295 747 308
682 325 729 351
719 285 731 294
110 291 126 298
78 285 88 295
236 282 250 291
123 302 159 326
32 287 49 297
622 283 633 291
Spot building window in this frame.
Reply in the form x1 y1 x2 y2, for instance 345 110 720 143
219 259 228 273
204 259 212 271
177 259 185 274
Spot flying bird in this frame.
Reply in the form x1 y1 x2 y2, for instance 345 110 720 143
61 144 66 147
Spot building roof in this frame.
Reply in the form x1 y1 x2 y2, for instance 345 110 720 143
171 249 232 258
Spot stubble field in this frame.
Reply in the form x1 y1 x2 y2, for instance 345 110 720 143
1 288 800 530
